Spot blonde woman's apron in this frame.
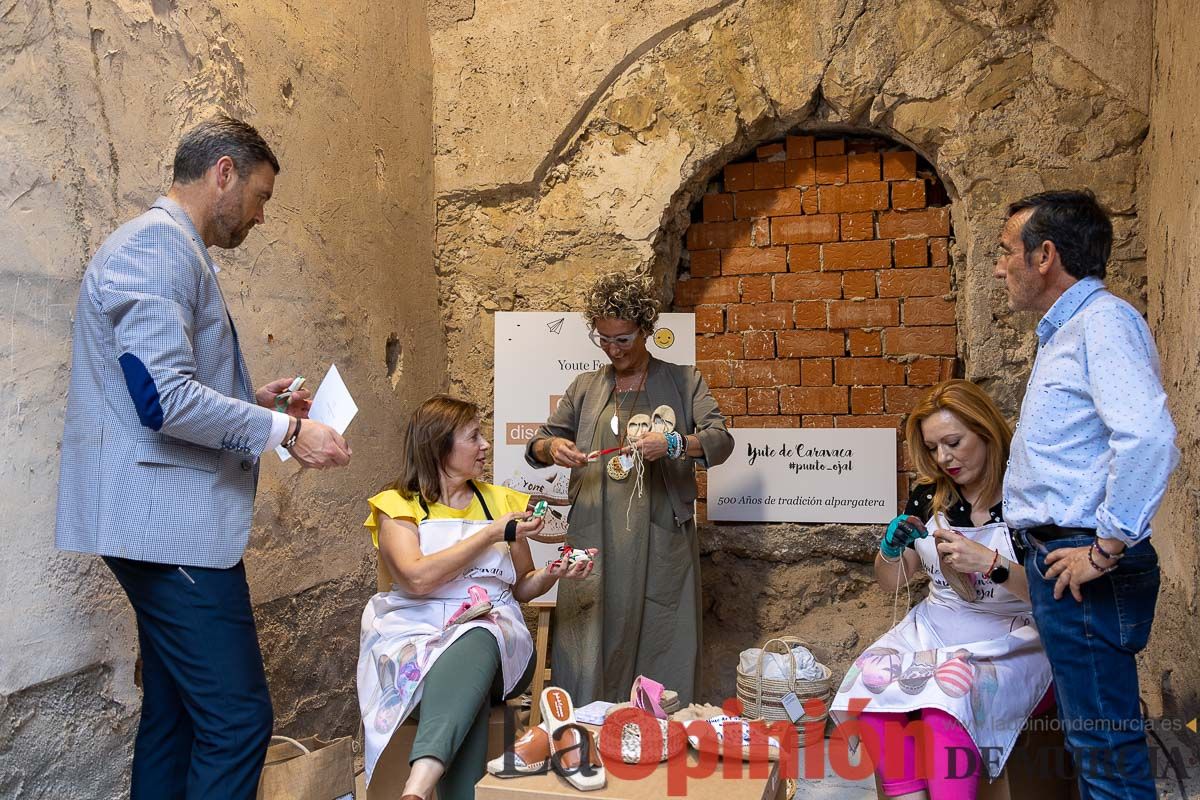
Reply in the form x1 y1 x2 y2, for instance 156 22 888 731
830 518 1053 778
357 515 534 782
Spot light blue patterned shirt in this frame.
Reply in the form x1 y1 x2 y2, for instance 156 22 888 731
1003 277 1179 547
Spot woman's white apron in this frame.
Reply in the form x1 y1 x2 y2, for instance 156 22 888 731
357 517 534 782
830 517 1053 778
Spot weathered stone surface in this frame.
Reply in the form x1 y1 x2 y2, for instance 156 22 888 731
1 1 439 795
1142 0 1200 728
0 666 133 799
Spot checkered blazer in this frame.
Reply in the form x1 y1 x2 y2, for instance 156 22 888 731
55 197 275 569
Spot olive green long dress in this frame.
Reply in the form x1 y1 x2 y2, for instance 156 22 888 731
550 390 702 705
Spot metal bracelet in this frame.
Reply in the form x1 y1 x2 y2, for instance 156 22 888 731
282 417 301 449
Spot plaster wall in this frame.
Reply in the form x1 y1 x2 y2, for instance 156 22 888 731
1142 0 1200 722
0 1 439 796
429 0 1157 700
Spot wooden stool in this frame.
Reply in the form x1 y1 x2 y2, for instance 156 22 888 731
528 601 554 726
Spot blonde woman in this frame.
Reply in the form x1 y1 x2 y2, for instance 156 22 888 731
527 272 734 706
830 380 1053 799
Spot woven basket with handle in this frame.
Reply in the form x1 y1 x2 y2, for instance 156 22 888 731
735 636 834 745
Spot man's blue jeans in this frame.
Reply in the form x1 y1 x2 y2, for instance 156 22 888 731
1023 533 1160 800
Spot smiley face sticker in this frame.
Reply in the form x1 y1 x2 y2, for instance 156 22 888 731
652 328 675 349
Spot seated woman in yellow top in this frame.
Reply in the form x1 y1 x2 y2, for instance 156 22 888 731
356 395 592 800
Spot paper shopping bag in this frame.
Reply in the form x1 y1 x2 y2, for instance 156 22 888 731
256 735 355 800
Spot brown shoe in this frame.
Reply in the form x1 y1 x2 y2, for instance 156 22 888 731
487 724 551 776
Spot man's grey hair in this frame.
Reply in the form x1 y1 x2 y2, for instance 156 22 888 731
172 115 280 184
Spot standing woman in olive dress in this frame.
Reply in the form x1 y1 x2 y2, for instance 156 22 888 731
526 272 734 706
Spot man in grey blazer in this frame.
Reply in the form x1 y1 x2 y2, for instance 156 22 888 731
55 116 351 799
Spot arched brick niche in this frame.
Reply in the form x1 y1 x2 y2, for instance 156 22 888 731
674 133 957 516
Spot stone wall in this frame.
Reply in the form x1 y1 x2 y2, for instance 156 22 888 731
1142 0 1200 723
429 0 1156 700
0 2 439 797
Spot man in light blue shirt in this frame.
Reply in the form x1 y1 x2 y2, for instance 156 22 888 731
996 189 1178 799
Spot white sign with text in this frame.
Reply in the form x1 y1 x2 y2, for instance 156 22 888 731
706 428 897 523
493 311 696 601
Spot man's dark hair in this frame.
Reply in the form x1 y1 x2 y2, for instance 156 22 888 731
1005 190 1112 280
172 115 280 184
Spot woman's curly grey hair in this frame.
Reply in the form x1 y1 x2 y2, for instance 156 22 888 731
583 272 661 333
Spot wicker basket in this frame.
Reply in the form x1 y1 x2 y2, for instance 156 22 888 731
735 636 834 745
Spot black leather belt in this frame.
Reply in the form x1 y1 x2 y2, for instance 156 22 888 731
1022 525 1095 541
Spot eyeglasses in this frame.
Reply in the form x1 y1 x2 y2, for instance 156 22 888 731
588 329 640 349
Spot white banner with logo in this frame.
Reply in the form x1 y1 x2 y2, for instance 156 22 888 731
706 428 896 523
493 311 695 601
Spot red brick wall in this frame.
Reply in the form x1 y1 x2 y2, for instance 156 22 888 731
676 135 956 512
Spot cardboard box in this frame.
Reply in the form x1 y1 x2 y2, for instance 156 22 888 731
367 704 526 800
476 726 784 800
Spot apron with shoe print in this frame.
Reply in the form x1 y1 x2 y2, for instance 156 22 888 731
358 513 534 783
830 517 1053 778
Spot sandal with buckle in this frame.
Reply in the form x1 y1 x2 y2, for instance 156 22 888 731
444 585 492 629
540 686 606 791
488 722 604 778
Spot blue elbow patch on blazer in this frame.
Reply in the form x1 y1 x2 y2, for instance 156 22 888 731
118 353 164 431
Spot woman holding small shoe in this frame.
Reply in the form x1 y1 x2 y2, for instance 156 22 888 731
356 395 592 800
831 380 1053 800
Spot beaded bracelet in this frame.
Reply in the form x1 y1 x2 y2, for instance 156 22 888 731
1088 542 1118 573
665 431 686 460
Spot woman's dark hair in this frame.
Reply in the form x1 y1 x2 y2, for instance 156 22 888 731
172 115 280 184
392 395 480 505
1005 190 1112 280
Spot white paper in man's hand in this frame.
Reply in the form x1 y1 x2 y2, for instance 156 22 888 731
277 364 358 462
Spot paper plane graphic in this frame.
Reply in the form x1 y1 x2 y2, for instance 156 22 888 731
546 318 565 334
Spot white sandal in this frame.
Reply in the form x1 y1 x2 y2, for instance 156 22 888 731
540 687 606 791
